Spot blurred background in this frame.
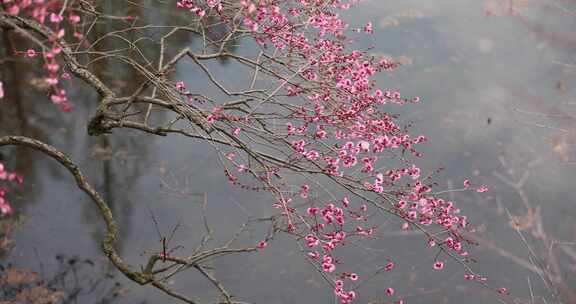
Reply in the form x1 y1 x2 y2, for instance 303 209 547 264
1 0 574 303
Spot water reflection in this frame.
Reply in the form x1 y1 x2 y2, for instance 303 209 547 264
1 1 575 304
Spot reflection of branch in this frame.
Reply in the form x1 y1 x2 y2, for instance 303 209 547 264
464 231 559 282
483 152 576 302
559 243 576 262
0 13 115 97
550 1 576 17
0 136 150 284
493 158 533 213
0 136 260 304
552 60 576 69
507 210 564 303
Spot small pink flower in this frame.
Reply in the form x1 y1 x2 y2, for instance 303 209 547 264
497 287 508 295
175 81 186 91
51 94 66 104
45 77 58 85
433 261 444 270
69 15 81 24
0 202 13 215
347 291 356 300
52 47 62 55
45 63 60 73
384 261 395 271
363 22 373 34
401 222 410 230
463 179 471 188
25 49 37 58
476 185 489 193
358 141 370 151
7 5 20 15
0 81 4 99
225 152 235 160
349 273 358 281
453 242 462 251
307 207 318 215
307 251 319 259
299 184 309 198
322 262 336 273
206 0 220 8
50 13 64 23
386 287 395 296
256 240 267 249
305 150 319 160
247 3 257 13
56 28 65 39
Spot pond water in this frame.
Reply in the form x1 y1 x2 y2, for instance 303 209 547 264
1 1 575 303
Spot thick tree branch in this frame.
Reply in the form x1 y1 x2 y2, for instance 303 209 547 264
0 135 151 284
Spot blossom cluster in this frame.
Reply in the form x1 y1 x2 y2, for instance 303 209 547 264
0 162 23 216
3 0 83 112
172 1 497 302
177 0 222 17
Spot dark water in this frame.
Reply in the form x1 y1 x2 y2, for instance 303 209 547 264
1 1 575 303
